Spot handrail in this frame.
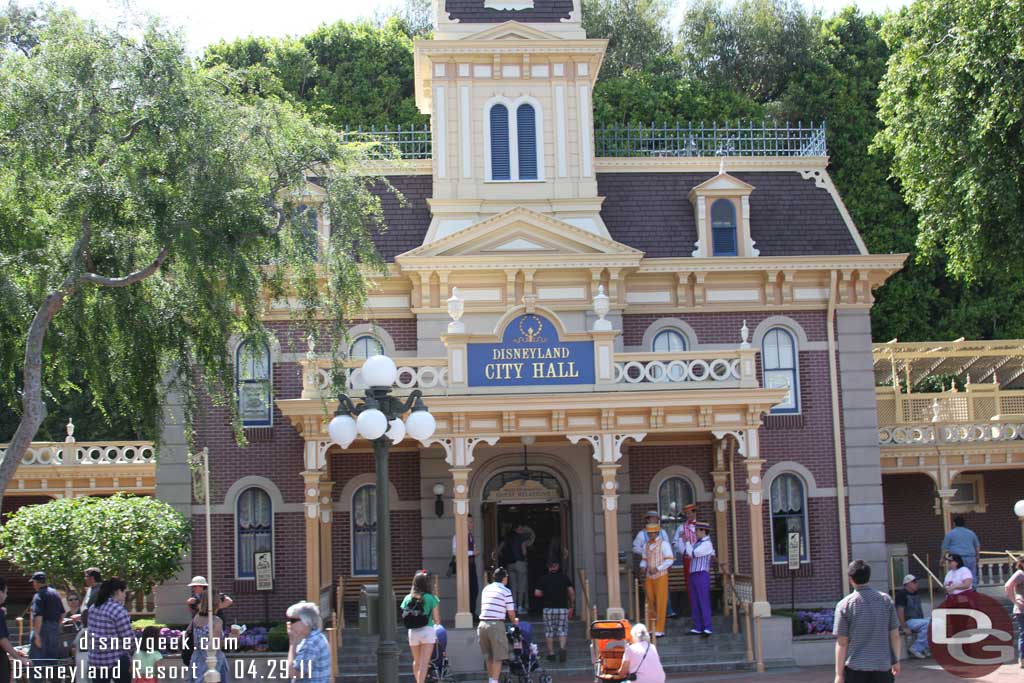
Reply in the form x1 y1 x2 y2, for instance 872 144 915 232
577 568 591 625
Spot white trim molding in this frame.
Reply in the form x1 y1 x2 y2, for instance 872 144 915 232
646 465 712 503
639 318 700 352
763 461 836 498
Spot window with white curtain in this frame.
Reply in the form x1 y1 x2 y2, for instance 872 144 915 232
762 327 799 413
236 341 272 426
237 487 273 578
658 476 695 564
770 473 808 563
652 329 688 352
349 335 384 360
352 484 378 575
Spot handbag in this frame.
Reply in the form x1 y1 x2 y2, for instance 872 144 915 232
626 642 652 681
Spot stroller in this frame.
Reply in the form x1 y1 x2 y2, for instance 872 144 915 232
427 624 455 683
500 621 552 683
590 619 633 682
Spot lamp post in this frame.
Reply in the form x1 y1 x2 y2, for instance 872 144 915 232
189 447 221 683
327 355 436 682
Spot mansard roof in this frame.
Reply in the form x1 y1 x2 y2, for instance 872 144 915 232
444 0 574 23
367 170 863 262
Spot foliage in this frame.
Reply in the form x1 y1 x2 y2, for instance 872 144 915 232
203 17 426 130
876 0 1024 287
583 0 674 77
267 622 289 651
0 6 388 500
0 494 190 594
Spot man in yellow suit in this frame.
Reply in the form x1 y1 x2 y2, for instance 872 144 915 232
640 521 674 637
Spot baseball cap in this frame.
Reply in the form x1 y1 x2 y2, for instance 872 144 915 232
902 574 917 585
30 572 46 583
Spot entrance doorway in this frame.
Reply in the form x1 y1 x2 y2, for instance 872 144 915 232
480 469 571 614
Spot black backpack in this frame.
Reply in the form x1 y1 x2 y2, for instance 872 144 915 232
402 596 430 629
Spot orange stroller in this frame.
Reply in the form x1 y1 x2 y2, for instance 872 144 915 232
590 619 634 682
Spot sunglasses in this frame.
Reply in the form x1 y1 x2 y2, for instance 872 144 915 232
286 617 301 624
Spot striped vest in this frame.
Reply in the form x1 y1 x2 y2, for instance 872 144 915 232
645 539 669 579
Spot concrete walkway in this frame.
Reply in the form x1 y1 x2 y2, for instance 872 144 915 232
554 659 1024 682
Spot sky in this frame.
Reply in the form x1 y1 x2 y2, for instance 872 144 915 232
56 0 910 53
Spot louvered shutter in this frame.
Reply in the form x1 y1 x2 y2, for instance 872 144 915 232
516 104 538 180
490 105 510 180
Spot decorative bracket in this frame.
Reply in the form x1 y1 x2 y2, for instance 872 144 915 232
567 433 646 464
425 435 500 468
712 430 746 457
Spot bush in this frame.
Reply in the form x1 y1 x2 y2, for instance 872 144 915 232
131 619 166 631
267 623 289 652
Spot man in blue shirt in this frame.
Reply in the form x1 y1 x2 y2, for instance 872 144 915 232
941 516 981 579
28 571 64 671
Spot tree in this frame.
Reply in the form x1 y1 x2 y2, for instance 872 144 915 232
583 0 675 78
0 7 388 504
0 494 190 595
876 0 1024 289
203 17 426 130
679 0 819 104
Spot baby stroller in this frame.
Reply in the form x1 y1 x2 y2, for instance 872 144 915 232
590 619 633 682
427 624 455 683
500 621 552 683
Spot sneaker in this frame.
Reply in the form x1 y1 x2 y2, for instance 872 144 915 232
909 648 926 659
688 629 702 635
702 630 713 636
558 648 567 663
654 632 666 638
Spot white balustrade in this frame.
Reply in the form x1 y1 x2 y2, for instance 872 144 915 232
303 359 449 397
613 353 743 385
0 442 156 466
878 422 1024 446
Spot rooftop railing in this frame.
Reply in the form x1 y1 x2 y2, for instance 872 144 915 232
341 121 828 160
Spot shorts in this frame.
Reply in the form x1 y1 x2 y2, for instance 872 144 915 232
543 608 569 638
478 620 510 662
407 625 437 646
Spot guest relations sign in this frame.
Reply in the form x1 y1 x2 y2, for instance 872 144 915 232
467 314 595 387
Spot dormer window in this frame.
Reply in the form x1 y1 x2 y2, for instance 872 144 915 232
688 173 758 258
486 98 544 182
711 199 738 256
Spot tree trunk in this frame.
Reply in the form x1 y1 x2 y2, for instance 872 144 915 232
0 287 73 508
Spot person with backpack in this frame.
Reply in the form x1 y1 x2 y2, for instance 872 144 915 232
400 571 440 683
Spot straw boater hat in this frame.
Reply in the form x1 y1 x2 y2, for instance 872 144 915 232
645 522 661 533
684 503 698 513
695 522 711 532
644 509 659 520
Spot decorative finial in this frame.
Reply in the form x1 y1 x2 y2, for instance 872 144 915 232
719 156 726 175
966 372 972 385
65 417 75 444
740 320 750 349
950 379 958 393
931 398 941 423
592 284 611 331
446 287 465 334
306 334 316 359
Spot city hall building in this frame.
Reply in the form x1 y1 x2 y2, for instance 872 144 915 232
153 0 910 635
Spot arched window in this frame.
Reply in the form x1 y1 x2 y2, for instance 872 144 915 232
236 487 273 578
489 104 511 181
652 329 688 353
237 341 272 426
762 327 799 413
658 476 695 563
349 335 384 360
711 199 738 256
770 474 808 563
352 485 377 575
294 204 319 259
516 104 538 180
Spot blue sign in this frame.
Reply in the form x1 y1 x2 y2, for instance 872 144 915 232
468 314 595 387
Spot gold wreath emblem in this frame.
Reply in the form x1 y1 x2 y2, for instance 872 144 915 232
515 314 546 343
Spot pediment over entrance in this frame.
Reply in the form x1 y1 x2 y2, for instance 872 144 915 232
462 21 563 41
396 206 643 262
